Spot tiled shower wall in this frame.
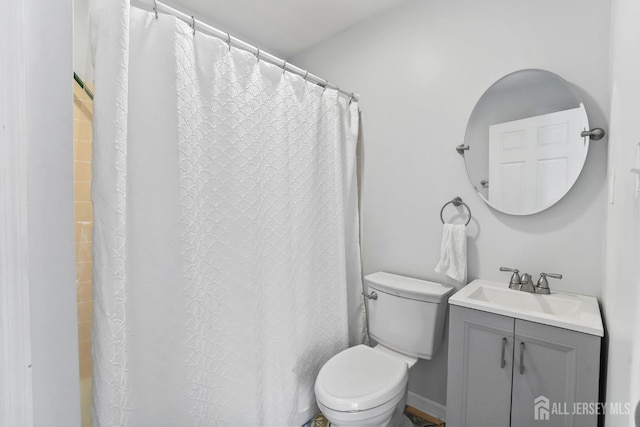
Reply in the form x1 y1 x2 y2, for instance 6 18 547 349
73 82 93 427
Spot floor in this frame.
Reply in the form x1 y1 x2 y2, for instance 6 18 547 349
310 407 445 427
405 406 446 426
80 376 92 427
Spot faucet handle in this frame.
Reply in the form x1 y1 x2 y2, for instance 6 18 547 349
500 267 521 289
536 273 562 295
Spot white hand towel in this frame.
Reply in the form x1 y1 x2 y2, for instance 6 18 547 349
435 223 467 285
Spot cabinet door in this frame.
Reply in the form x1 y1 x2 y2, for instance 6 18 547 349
447 306 515 427
511 319 601 427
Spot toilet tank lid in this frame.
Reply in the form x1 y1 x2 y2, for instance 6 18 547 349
365 272 454 303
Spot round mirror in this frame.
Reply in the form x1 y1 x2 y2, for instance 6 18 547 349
463 69 589 215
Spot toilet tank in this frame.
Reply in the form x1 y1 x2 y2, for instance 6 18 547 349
365 272 454 360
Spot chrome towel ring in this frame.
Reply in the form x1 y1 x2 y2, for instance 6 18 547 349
440 196 472 226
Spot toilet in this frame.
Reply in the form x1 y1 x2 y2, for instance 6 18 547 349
315 272 453 427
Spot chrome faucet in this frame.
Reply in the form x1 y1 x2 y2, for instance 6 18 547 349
501 267 563 294
535 273 563 294
519 273 535 293
499 267 522 290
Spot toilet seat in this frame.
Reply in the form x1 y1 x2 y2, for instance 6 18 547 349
315 345 409 412
317 388 405 426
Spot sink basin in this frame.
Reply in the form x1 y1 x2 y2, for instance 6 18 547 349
449 280 603 336
467 285 582 318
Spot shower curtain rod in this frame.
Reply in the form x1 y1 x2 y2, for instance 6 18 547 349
135 0 359 103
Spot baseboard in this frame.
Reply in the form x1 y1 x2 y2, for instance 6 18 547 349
407 391 446 422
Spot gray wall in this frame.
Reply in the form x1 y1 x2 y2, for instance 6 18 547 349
292 0 610 406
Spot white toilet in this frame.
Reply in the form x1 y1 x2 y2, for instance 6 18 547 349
315 272 453 427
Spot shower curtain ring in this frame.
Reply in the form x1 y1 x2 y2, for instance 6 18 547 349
303 71 309 81
349 92 355 104
282 60 287 74
226 33 231 51
256 48 260 63
153 0 158 19
191 16 196 36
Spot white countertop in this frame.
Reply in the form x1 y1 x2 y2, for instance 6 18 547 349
449 279 604 336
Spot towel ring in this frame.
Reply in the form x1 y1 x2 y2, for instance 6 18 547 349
440 196 472 226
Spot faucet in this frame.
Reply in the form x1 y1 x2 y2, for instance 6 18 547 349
535 273 563 294
519 273 535 293
501 267 563 294
499 267 522 290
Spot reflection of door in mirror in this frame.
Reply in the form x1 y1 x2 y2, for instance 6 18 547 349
488 107 586 213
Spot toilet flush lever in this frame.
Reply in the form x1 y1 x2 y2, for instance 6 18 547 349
362 290 378 300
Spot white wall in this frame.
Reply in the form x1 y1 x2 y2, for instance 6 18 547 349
604 0 640 425
74 0 93 83
292 0 610 407
25 0 81 424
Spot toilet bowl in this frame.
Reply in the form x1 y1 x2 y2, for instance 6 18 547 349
314 272 453 427
315 345 413 427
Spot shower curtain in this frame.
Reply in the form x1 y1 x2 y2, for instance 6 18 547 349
90 2 364 426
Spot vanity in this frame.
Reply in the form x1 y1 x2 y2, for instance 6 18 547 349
445 280 603 427
444 68 606 427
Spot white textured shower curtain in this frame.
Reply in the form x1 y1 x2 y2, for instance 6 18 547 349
90 3 364 426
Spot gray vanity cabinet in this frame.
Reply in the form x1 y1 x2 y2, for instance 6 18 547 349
446 306 514 426
446 305 601 427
